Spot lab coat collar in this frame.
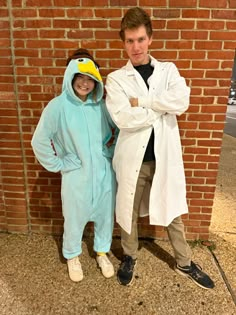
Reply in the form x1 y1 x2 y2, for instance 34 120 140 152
124 54 161 76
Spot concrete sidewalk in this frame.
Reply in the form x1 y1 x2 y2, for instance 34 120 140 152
0 134 235 315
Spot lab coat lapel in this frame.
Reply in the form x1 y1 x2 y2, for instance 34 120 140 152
125 60 149 96
149 57 164 95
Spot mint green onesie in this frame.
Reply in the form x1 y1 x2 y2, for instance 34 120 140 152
31 58 117 259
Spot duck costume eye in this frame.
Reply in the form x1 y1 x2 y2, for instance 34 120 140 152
77 58 102 82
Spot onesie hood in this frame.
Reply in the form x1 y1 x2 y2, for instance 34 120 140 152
62 57 104 103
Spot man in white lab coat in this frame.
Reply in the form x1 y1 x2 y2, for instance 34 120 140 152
105 7 214 289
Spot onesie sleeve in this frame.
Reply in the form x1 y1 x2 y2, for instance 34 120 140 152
31 102 81 173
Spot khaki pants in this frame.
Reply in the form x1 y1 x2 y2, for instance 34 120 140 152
121 161 192 266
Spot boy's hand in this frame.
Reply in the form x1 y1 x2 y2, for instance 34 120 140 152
129 98 138 107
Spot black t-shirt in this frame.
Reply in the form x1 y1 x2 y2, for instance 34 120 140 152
134 62 155 162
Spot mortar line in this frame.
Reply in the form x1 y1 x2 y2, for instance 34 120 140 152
7 0 31 233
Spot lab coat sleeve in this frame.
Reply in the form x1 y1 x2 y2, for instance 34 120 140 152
138 63 190 116
31 103 81 173
102 99 119 135
105 75 161 132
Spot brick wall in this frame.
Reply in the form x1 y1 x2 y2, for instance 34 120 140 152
1 0 236 240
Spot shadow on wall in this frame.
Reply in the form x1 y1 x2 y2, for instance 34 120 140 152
29 169 65 262
29 169 63 235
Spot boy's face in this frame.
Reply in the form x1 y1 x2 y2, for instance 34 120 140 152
72 74 95 101
123 25 152 66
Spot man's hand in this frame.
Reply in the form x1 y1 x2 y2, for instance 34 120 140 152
129 98 138 107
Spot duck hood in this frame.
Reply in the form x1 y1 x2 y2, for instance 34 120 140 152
62 57 104 102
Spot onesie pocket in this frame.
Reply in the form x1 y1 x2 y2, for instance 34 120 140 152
61 153 82 174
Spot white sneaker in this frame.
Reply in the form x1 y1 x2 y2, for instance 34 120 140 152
67 256 83 282
96 255 115 278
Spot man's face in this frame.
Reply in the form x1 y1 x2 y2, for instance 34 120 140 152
123 25 152 66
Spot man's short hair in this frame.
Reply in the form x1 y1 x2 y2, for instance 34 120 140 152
119 7 153 41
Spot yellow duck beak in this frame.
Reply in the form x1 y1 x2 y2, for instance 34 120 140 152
77 60 102 82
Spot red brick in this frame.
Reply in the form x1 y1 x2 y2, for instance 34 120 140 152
26 0 52 5
153 9 180 18
81 20 108 29
195 41 223 50
95 8 122 18
182 9 210 18
155 30 179 39
167 20 195 29
141 0 167 6
82 0 108 5
166 40 193 49
12 9 37 18
181 31 208 39
169 0 197 6
199 0 228 8
212 10 236 19
67 9 93 18
38 9 65 18
210 31 236 41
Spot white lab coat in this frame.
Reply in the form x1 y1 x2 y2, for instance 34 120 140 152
105 55 191 234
